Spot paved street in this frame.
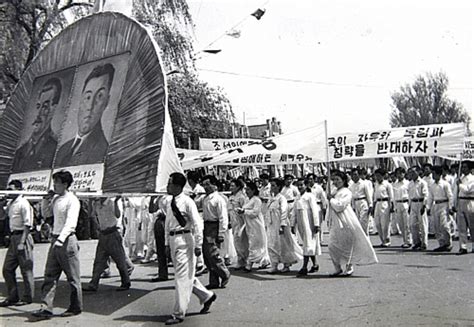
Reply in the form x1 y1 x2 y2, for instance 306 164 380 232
0 234 473 327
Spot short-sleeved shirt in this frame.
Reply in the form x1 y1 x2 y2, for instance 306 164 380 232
8 195 32 231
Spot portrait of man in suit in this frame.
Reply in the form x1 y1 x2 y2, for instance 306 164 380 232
12 77 62 172
55 63 115 167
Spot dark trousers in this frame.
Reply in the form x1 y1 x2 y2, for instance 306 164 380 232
154 218 168 278
2 234 34 302
203 222 230 286
90 230 130 288
41 234 82 312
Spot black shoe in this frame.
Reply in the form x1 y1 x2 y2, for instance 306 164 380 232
151 276 168 282
116 283 131 291
220 275 230 288
457 248 468 255
309 265 319 273
200 293 217 314
82 285 98 292
412 244 421 251
0 300 17 307
205 284 220 290
32 309 53 319
297 268 308 277
60 309 81 317
420 245 427 251
165 317 184 325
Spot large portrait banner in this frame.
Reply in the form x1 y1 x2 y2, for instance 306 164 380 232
0 12 178 193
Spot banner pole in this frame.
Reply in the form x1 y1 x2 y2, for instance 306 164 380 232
324 120 331 197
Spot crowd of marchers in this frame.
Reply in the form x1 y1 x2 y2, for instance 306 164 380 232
0 161 472 325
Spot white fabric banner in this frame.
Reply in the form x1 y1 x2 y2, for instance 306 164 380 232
327 123 465 161
439 137 474 161
181 123 466 169
181 122 328 169
199 138 261 151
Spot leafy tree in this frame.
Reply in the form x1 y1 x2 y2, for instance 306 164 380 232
2 0 93 84
133 0 195 73
168 72 235 148
390 72 471 130
1 0 235 146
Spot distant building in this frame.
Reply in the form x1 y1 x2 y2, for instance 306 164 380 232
247 117 282 139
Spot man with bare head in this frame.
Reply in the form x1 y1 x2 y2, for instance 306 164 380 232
55 63 114 167
12 77 62 172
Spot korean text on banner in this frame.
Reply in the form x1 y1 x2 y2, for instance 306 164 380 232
327 123 465 161
182 122 328 169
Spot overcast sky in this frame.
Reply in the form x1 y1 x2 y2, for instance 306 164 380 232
188 0 473 135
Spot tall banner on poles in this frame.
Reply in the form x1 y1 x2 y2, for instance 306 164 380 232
181 123 465 170
0 12 181 192
327 123 465 161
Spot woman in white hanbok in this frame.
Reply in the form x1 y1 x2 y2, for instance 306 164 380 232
237 182 270 271
327 171 378 276
228 179 249 269
293 179 321 276
266 178 302 274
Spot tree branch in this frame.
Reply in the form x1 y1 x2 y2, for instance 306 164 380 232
59 2 93 12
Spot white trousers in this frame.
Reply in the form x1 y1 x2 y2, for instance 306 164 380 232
170 233 213 319
394 202 411 245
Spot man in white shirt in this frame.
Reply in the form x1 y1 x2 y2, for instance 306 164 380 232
0 180 34 307
373 169 394 247
408 167 429 251
201 175 231 289
349 168 373 235
164 173 216 325
33 171 82 319
281 174 299 227
456 161 474 255
427 166 454 252
392 168 412 248
186 171 206 275
423 163 435 236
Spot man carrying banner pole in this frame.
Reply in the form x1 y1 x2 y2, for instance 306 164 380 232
164 173 216 325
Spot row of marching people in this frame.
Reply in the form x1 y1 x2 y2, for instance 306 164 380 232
349 161 474 254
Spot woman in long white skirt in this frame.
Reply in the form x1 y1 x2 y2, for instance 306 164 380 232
228 179 249 269
327 170 378 276
266 178 302 274
237 181 270 272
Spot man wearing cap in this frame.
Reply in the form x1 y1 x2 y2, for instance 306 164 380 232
164 172 216 325
0 180 34 307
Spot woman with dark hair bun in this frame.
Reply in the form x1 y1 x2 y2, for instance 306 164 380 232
236 182 270 272
228 179 248 269
327 170 378 277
